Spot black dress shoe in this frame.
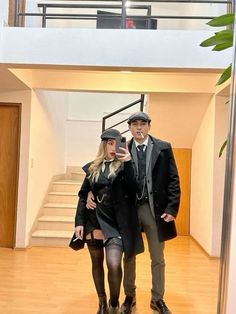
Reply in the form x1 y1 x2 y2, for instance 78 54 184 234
108 300 119 314
120 295 136 314
97 295 108 314
150 299 172 314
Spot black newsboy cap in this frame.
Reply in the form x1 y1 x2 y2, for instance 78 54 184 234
100 128 121 141
127 112 151 124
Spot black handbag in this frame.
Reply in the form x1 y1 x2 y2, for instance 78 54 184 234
69 232 85 251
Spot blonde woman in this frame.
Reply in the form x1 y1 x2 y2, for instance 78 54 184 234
74 129 144 314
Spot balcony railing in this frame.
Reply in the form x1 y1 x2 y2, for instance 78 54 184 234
14 0 233 29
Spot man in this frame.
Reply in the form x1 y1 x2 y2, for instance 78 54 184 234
87 112 180 314
119 112 180 314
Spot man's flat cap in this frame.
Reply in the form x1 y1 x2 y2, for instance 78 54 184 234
100 128 121 141
127 112 151 124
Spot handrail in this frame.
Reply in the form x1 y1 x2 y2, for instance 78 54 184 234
102 94 144 132
14 0 233 27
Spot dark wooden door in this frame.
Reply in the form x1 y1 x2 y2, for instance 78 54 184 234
173 148 191 235
0 103 21 248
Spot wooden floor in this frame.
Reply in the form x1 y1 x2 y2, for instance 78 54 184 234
0 236 219 314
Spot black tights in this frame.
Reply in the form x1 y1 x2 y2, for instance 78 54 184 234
87 238 123 307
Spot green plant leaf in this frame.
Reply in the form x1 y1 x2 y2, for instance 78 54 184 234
219 140 227 158
200 32 233 47
213 42 233 51
216 64 232 85
207 13 234 27
214 29 234 36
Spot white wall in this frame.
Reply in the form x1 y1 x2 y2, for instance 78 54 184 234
68 92 140 121
0 89 70 247
0 90 31 248
212 96 227 256
191 97 215 254
1 27 232 70
148 93 213 148
191 95 228 256
66 92 142 166
25 90 68 245
0 0 8 26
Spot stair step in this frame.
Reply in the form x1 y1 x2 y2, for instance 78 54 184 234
53 180 81 185
30 169 84 248
47 192 78 203
44 202 76 208
52 180 81 191
37 215 74 231
38 215 74 222
32 230 72 239
71 171 85 180
30 230 74 247
43 203 77 216
48 191 77 196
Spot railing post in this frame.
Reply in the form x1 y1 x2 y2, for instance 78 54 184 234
102 117 106 132
14 0 19 27
140 94 145 111
42 5 47 28
121 0 127 29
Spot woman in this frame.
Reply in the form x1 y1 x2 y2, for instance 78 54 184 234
74 128 144 314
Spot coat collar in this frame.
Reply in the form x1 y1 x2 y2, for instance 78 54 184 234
128 135 168 171
82 161 122 184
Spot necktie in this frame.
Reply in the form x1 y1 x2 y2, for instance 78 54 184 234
103 161 111 177
137 144 145 153
136 145 146 198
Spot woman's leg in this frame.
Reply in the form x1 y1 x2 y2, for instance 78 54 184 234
87 238 105 298
87 238 108 314
105 238 123 308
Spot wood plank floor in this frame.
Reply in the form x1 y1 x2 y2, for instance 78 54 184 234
0 236 219 314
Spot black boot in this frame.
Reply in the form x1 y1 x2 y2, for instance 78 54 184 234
97 295 108 314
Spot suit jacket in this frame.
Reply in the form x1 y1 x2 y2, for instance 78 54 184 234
128 135 181 242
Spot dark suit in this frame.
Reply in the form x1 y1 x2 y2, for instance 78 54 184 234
123 135 180 300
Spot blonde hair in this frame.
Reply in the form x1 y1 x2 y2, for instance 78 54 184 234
89 141 122 182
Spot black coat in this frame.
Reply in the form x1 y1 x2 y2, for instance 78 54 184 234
128 136 181 242
75 160 144 258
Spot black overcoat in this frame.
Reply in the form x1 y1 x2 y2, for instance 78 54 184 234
128 135 181 242
75 160 144 258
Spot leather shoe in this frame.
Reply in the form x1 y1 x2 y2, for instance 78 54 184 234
120 295 136 314
97 295 108 314
108 301 120 314
150 299 172 314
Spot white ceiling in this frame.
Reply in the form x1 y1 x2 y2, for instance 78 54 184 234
0 64 229 148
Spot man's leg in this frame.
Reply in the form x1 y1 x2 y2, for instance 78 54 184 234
123 255 136 297
139 203 172 313
138 203 165 301
120 255 136 314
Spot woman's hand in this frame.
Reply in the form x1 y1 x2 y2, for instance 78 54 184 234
75 225 84 240
116 146 131 162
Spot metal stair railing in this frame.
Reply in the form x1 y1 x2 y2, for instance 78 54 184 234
13 0 233 28
102 94 144 132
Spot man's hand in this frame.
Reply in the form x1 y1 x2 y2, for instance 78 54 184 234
86 191 96 209
161 213 175 223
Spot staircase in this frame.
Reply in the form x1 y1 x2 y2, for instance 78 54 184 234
30 167 85 247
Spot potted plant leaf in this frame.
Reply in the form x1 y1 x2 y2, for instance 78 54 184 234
200 13 234 156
